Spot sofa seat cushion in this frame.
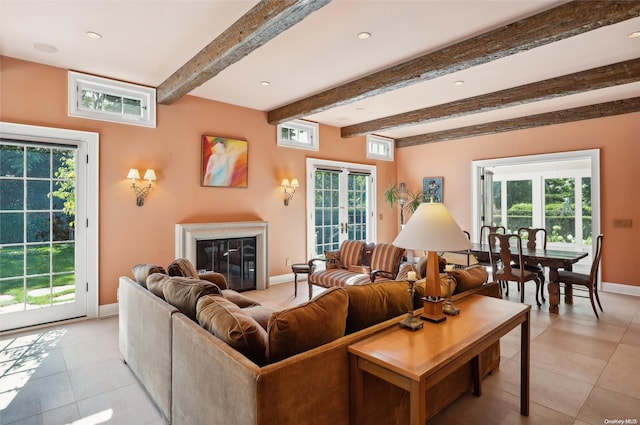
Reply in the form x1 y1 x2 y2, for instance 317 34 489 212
308 269 371 288
162 276 222 320
451 266 488 294
131 264 167 289
266 287 348 363
344 281 410 334
196 295 267 365
167 258 199 279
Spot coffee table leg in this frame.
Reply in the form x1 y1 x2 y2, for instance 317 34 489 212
521 310 530 416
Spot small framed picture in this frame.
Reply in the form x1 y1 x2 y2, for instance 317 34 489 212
201 135 248 188
423 177 443 203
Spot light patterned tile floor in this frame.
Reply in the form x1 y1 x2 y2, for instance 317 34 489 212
1 280 638 425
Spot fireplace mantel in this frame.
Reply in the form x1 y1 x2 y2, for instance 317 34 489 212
175 221 269 290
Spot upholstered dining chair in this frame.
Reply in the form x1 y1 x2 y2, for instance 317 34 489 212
517 227 548 302
488 232 542 307
556 234 604 318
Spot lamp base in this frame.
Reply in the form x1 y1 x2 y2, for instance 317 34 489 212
399 313 424 330
420 297 446 323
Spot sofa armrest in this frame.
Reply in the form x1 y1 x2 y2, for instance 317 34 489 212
369 269 394 282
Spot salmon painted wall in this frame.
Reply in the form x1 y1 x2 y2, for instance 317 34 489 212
0 57 398 306
396 114 640 287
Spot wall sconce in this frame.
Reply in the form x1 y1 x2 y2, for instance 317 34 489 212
127 168 156 206
281 178 299 206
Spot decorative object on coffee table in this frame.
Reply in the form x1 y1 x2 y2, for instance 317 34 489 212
393 202 471 323
399 271 423 330
442 264 460 315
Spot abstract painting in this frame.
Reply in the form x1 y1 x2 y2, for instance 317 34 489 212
201 135 248 188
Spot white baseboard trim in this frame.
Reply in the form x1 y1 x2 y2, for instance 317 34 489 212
99 303 119 317
601 281 640 297
269 273 307 286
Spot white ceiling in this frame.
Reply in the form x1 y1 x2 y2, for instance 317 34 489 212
2 0 639 140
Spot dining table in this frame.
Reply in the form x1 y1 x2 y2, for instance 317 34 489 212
468 243 589 314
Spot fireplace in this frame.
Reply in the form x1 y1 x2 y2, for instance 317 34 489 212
175 222 269 290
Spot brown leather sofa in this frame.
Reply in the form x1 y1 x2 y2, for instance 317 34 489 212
119 259 500 425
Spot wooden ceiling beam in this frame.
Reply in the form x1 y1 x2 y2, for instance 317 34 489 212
267 1 640 125
395 97 640 147
157 0 331 105
341 59 640 138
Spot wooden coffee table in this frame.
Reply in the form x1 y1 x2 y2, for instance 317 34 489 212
348 295 530 425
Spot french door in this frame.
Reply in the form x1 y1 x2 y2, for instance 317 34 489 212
306 159 376 259
0 123 98 331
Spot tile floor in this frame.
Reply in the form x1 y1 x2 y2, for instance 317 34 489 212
1 280 638 425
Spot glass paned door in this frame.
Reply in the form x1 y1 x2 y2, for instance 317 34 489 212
0 141 86 330
307 159 376 259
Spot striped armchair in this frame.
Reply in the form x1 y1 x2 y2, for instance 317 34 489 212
307 240 405 299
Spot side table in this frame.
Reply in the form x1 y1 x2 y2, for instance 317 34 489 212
291 263 311 298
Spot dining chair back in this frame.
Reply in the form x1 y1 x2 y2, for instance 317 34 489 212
479 225 506 245
557 234 604 318
488 233 541 306
517 227 548 301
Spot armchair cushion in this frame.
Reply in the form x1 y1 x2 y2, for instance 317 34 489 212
338 240 366 269
369 243 405 279
266 287 348 363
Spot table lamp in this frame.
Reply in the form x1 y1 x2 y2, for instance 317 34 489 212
392 203 471 323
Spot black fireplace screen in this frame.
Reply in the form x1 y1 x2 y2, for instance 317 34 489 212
196 237 256 291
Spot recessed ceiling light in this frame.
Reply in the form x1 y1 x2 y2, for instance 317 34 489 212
33 43 58 53
260 81 271 86
357 32 371 40
454 80 465 86
86 31 102 40
355 107 365 111
628 31 640 39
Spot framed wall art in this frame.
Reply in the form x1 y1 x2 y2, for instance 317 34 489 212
423 176 443 203
201 135 248 188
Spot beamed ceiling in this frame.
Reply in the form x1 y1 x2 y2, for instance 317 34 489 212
2 0 639 147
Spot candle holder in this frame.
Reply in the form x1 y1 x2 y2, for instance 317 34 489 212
442 271 460 316
399 278 423 330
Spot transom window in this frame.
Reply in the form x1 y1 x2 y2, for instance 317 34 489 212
277 119 319 151
68 71 156 128
366 135 394 161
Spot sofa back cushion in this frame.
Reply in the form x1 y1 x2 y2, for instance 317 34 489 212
196 295 267 365
162 276 222 320
369 243 405 277
167 258 199 279
339 240 366 269
146 273 171 299
344 281 410 334
131 264 167 288
451 266 488 294
266 287 348 363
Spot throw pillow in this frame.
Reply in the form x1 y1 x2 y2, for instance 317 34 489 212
146 273 171 299
222 289 260 308
266 287 348 363
344 281 410 334
131 264 167 288
324 251 342 270
167 258 199 279
451 266 488 294
196 295 267 365
162 276 222 320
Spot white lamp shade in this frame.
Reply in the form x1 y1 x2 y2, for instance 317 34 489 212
127 168 140 179
392 203 471 252
143 169 157 181
281 178 290 187
290 178 299 188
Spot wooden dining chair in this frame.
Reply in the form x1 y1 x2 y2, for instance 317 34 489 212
488 233 541 307
479 225 506 291
556 234 604 318
517 227 548 302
